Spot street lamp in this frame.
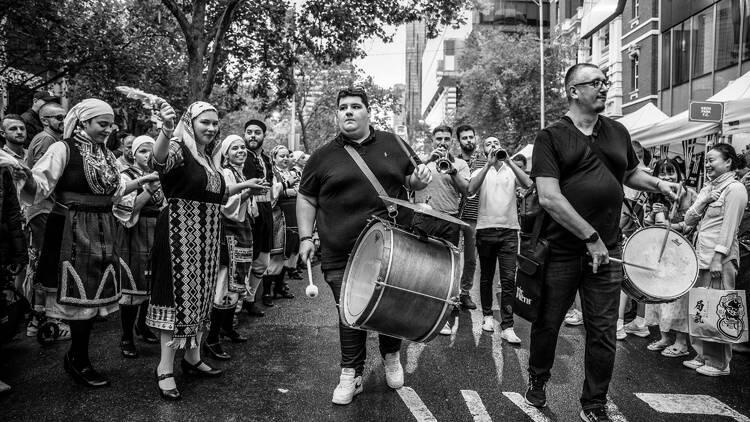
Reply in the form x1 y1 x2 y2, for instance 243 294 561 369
531 0 546 129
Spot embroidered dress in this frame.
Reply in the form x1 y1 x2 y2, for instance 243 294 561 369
270 166 300 275
214 166 253 309
146 140 226 348
21 133 125 320
113 166 164 305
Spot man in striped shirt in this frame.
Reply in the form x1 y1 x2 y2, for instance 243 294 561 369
457 124 485 310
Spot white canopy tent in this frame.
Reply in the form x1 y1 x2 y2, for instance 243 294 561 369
616 102 669 136
633 71 750 148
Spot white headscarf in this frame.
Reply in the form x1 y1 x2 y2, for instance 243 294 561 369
131 135 155 155
63 98 114 139
174 101 218 173
213 134 244 169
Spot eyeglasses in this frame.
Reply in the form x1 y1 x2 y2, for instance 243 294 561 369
572 79 612 90
43 114 65 120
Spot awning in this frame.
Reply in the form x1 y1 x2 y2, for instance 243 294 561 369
722 98 750 136
633 70 750 147
616 102 669 138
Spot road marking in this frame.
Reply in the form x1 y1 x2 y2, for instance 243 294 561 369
470 308 483 346
405 342 426 374
461 390 492 422
503 392 549 422
397 387 438 422
636 393 750 421
606 395 629 422
491 328 504 385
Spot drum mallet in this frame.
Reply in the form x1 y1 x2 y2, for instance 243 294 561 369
305 259 318 298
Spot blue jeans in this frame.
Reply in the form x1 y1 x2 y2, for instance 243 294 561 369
324 268 402 377
476 228 518 329
528 246 622 410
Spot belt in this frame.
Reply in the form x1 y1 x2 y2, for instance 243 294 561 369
56 192 113 212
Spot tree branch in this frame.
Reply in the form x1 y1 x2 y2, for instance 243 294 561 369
202 0 243 99
161 0 194 51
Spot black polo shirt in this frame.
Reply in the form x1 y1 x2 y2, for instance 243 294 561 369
300 127 419 270
531 115 638 255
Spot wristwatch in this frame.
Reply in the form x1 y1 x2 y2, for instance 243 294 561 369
583 232 600 244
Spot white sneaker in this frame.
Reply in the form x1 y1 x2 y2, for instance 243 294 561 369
384 351 404 389
564 309 584 326
623 321 650 337
26 317 39 337
53 319 72 341
616 327 627 340
482 316 494 332
696 365 730 377
331 368 363 405
439 321 451 335
500 328 522 344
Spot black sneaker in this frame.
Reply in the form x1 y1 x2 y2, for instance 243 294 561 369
460 295 477 310
580 406 611 422
524 375 547 407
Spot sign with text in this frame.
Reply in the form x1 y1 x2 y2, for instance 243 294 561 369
689 101 724 123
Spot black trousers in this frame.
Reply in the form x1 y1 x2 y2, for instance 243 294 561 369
528 246 622 410
476 227 518 328
324 268 401 377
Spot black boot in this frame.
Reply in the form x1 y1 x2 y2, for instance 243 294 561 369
262 276 274 307
242 301 265 317
220 308 247 343
119 305 139 358
204 308 230 361
135 300 159 344
65 319 109 387
273 273 294 299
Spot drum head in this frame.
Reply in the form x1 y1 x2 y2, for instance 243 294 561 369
342 223 386 326
622 227 698 300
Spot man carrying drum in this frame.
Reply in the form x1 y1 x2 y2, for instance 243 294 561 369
296 87 431 405
525 63 679 422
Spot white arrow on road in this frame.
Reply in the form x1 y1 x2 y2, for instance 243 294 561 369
636 393 750 421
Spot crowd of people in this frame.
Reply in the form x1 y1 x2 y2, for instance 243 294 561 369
0 93 309 398
0 62 749 422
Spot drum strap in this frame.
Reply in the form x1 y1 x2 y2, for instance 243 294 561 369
343 144 398 215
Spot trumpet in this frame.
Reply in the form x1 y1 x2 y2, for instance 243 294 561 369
491 148 508 160
436 158 453 174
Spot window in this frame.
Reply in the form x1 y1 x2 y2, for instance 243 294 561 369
661 31 671 89
692 7 714 77
632 0 639 20
631 57 640 91
603 28 610 49
672 20 691 85
716 0 741 69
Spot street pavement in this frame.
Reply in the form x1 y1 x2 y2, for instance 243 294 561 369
1 264 749 422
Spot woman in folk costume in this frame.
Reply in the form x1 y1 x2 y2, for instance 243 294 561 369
16 99 157 387
261 145 300 306
203 135 267 361
113 136 163 358
148 102 264 401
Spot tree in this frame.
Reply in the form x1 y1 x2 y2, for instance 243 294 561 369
454 27 573 153
159 0 470 105
291 56 402 152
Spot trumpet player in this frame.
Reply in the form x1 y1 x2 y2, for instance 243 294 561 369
467 136 532 341
413 125 470 335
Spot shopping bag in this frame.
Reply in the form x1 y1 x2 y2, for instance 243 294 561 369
688 287 749 343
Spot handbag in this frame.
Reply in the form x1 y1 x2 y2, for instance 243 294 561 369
688 279 749 344
514 210 548 323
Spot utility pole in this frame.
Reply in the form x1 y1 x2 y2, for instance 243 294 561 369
532 0 545 129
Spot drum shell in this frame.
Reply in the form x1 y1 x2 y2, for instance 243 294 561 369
341 220 460 343
621 226 698 303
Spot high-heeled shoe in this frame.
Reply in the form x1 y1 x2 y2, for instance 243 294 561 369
180 359 223 377
134 323 159 344
155 368 181 401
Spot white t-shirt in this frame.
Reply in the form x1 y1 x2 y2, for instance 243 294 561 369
471 164 520 230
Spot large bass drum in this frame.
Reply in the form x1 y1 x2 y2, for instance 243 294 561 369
340 219 460 343
621 226 699 303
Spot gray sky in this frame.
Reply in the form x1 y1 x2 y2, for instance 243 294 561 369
354 26 406 88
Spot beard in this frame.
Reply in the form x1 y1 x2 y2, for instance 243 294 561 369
246 138 264 151
460 143 476 154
